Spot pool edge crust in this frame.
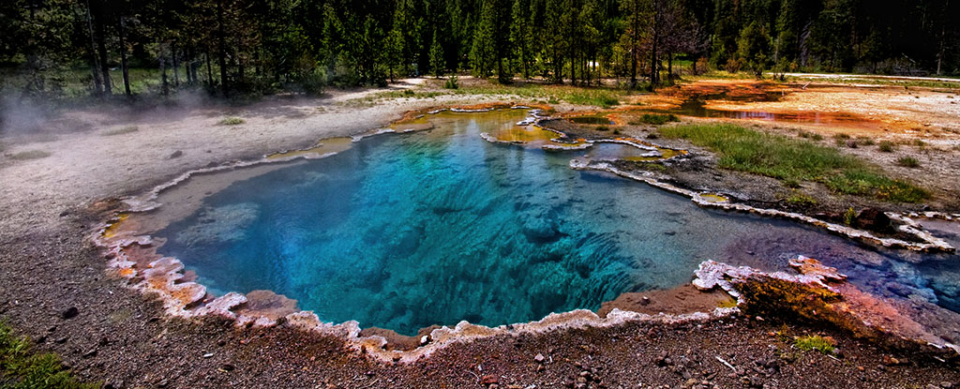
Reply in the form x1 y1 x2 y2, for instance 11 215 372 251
570 159 955 253
88 105 959 364
94 220 960 364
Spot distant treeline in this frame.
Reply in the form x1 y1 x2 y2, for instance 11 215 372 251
1 0 958 98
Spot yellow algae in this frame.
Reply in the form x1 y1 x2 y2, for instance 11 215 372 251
491 126 560 143
698 194 730 203
102 213 130 238
267 137 354 160
389 116 435 132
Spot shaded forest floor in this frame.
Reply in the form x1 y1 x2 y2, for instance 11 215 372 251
1 76 959 388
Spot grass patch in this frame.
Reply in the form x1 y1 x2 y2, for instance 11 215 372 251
595 125 610 132
453 83 626 108
0 322 98 389
797 131 823 141
659 124 928 203
570 116 613 125
896 156 921 168
101 125 139 136
794 335 836 354
878 140 896 152
630 113 679 125
785 192 817 206
218 117 245 126
7 150 51 160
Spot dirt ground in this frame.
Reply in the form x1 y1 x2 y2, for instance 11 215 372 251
612 79 960 212
1 77 960 388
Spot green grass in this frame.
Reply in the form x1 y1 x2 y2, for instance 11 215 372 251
0 322 98 389
7 150 51 160
878 141 896 152
630 113 679 125
570 116 613 125
785 192 817 206
794 335 836 354
101 125 139 136
797 131 823 141
451 83 626 108
218 117 245 126
896 156 920 168
659 124 929 203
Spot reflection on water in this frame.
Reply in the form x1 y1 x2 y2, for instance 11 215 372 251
149 109 959 335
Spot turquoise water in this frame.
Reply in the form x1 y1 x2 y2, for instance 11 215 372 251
154 110 960 335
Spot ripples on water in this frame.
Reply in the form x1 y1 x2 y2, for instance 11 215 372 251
153 109 959 335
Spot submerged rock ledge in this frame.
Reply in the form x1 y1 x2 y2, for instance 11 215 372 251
91 105 958 364
570 160 954 253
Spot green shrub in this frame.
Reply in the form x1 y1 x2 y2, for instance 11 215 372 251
219 117 245 126
843 207 857 225
0 322 98 389
794 335 836 354
856 136 875 146
8 150 51 160
596 125 610 132
786 192 817 206
896 156 920 168
659 124 928 203
631 113 680 125
878 141 896 152
102 125 139 136
443 75 459 90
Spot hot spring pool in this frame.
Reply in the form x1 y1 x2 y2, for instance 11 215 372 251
143 109 959 336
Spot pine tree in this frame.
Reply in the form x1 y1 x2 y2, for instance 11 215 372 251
470 0 496 78
429 29 445 78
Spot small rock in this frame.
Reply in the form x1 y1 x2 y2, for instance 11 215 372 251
534 353 546 363
158 378 168 387
421 335 429 345
61 307 79 319
640 297 651 306
202 353 214 359
169 150 184 159
82 349 98 358
221 363 235 371
481 374 499 386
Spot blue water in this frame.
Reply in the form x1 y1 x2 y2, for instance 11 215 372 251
154 110 960 335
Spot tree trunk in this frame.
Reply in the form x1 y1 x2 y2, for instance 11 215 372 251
94 5 112 96
172 42 181 87
629 0 639 89
205 47 214 87
217 0 229 96
650 0 660 87
160 53 169 96
117 16 131 96
668 52 673 78
84 0 103 97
